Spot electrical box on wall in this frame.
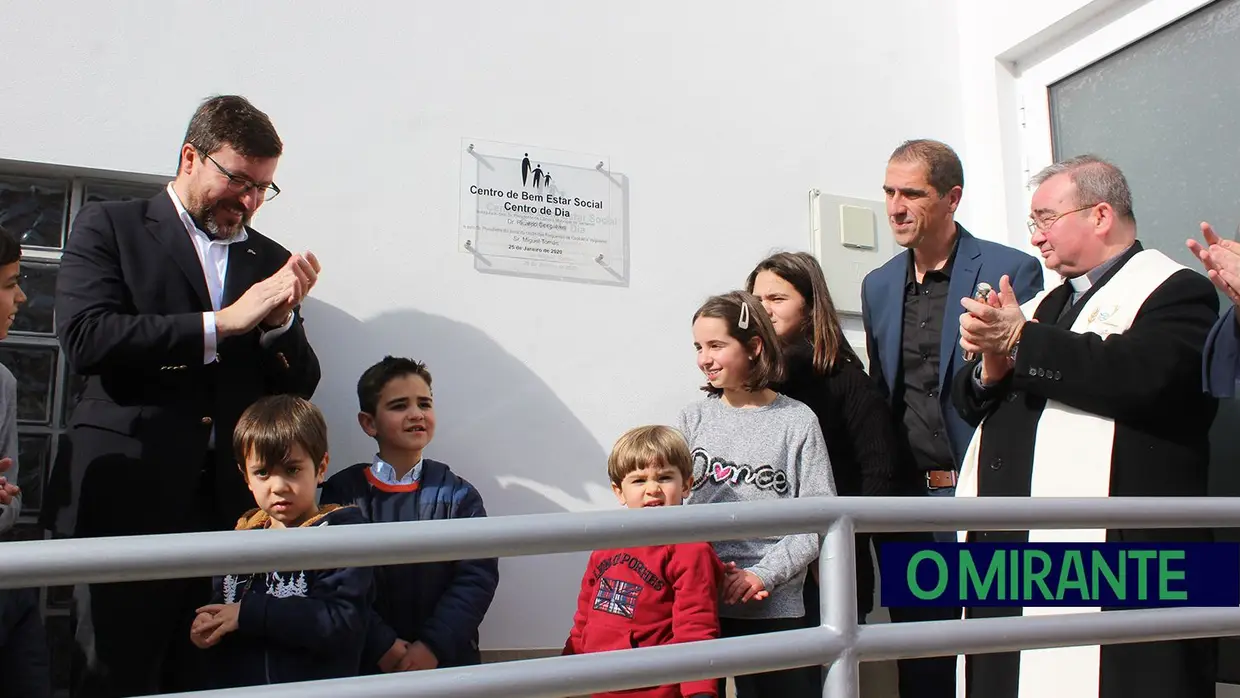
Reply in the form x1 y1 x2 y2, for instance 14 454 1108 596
808 189 898 316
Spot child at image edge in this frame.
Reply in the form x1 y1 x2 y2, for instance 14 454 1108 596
190 395 373 688
562 425 724 698
0 224 51 698
320 356 500 673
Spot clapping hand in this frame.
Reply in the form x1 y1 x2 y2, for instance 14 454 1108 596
961 280 1020 383
217 250 322 337
960 275 1028 383
959 275 1026 357
1186 222 1240 308
262 251 321 328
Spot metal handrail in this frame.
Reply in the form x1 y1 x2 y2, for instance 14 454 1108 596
4 496 1239 697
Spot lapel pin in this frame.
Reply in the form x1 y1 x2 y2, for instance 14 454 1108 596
246 249 256 255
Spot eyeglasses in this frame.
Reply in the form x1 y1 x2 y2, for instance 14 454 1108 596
1026 203 1099 234
201 151 281 202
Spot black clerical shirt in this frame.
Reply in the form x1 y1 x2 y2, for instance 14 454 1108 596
893 242 958 473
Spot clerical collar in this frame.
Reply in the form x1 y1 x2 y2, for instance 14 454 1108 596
1065 244 1132 296
1068 274 1092 296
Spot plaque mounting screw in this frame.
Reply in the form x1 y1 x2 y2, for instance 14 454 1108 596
596 254 605 264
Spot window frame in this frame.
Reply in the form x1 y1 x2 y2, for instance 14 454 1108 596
0 161 167 528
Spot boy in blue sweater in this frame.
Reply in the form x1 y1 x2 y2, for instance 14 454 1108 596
320 356 499 673
191 395 373 688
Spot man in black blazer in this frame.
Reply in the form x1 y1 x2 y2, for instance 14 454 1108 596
49 95 322 696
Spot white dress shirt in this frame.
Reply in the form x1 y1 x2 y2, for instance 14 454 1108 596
165 184 293 365
370 455 424 486
165 185 294 448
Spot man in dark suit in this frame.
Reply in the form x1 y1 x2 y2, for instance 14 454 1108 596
953 155 1218 698
860 139 1043 698
49 95 322 697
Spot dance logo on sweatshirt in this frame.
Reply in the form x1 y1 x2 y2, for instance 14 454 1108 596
690 447 789 494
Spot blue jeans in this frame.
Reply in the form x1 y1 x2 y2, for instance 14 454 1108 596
927 484 957 543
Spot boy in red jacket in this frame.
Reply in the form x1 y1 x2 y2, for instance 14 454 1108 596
563 425 723 698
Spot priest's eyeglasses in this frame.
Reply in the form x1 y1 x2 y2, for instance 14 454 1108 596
1026 203 1099 235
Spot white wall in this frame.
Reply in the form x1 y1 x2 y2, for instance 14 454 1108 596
954 0 1105 252
0 0 967 649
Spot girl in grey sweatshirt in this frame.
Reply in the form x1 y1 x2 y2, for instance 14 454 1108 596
678 291 836 698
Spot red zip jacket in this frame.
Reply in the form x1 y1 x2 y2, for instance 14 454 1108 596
562 543 724 698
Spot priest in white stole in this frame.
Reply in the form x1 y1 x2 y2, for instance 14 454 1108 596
950 155 1220 698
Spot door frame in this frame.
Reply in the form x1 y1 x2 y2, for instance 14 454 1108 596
1012 0 1216 211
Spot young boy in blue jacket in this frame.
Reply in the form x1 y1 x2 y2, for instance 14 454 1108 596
191 395 373 688
320 356 499 673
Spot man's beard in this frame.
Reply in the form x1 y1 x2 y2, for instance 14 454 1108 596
188 194 250 239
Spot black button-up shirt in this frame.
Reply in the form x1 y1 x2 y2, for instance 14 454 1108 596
893 240 958 473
